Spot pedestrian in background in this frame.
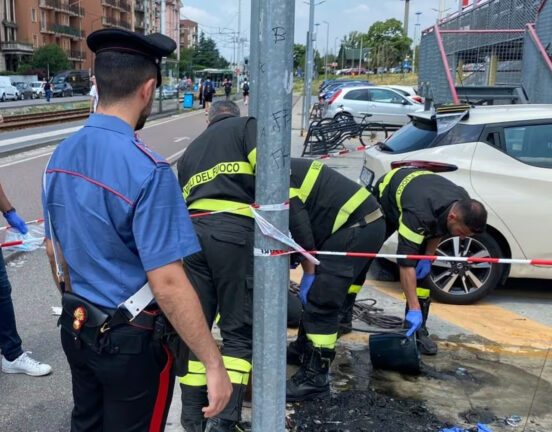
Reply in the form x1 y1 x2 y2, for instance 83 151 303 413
198 78 204 108
202 76 215 115
241 77 249 105
44 80 51 102
42 29 231 431
177 100 256 431
1 181 52 377
89 75 98 113
223 76 232 101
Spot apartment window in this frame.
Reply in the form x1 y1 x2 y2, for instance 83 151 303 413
41 10 46 27
31 9 37 22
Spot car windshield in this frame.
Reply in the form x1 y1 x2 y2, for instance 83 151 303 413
381 119 437 153
31 83 41 88
52 76 65 84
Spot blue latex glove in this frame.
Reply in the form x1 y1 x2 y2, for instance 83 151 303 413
4 210 28 234
477 424 494 432
405 309 423 337
415 259 432 280
299 273 315 305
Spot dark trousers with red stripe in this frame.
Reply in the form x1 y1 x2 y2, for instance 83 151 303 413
61 325 174 432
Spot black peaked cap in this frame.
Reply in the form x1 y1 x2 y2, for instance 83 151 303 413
87 29 176 86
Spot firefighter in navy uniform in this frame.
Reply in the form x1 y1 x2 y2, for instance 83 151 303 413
339 168 488 355
176 100 256 432
285 158 387 402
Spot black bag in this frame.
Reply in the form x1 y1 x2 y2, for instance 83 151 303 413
58 291 111 349
204 83 215 97
243 82 249 92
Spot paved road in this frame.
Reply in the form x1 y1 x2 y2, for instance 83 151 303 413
1 98 551 431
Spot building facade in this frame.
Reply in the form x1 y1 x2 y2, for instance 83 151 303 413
180 18 198 49
2 0 182 73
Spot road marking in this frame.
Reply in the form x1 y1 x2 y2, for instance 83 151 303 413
173 137 190 143
0 126 82 147
371 281 552 350
0 152 52 168
167 147 187 164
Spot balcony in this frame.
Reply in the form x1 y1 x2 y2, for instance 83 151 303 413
101 0 130 13
135 19 145 29
102 16 131 30
135 2 145 12
39 0 85 17
66 50 86 60
1 41 34 54
1 19 18 29
40 22 85 39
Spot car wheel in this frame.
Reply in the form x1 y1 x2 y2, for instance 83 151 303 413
334 112 354 124
1 93 5 102
427 232 504 304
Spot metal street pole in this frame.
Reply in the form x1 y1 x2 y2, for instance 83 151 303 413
237 0 242 91
161 0 166 35
358 37 363 73
248 0 260 117
323 20 329 81
302 0 315 133
252 0 295 430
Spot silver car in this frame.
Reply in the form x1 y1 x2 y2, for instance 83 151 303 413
324 85 424 127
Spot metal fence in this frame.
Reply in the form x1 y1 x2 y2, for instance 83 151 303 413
419 0 552 104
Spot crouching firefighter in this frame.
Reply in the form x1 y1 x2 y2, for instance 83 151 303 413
286 158 387 402
339 168 488 355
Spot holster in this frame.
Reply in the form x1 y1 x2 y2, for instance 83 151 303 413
58 291 111 351
152 314 190 376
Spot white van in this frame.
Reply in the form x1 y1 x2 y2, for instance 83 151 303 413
0 77 19 101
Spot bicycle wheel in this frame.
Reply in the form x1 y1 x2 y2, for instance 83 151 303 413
359 123 388 146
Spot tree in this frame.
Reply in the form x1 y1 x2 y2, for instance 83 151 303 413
366 19 412 71
178 46 195 77
192 32 229 69
29 45 72 75
293 43 306 70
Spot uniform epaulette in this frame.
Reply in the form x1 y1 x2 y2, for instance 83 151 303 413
133 138 169 165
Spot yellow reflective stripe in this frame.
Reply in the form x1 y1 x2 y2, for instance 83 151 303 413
188 360 206 374
307 333 338 349
223 356 252 373
295 161 324 203
182 161 254 198
247 148 257 171
188 199 253 218
416 287 431 299
378 168 400 198
395 170 433 214
398 219 424 245
215 313 221 324
179 374 207 386
348 284 362 294
227 370 250 385
289 187 300 199
332 187 371 233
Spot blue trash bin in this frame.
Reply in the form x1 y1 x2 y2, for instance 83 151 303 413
183 93 194 108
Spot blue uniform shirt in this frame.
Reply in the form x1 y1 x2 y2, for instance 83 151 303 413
42 114 201 308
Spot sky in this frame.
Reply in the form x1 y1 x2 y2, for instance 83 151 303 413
179 0 462 63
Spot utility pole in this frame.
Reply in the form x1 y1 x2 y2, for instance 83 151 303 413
302 0 316 133
249 0 259 117
413 11 422 73
237 0 242 90
403 0 410 36
358 37 363 73
160 0 166 35
323 20 329 81
251 0 295 430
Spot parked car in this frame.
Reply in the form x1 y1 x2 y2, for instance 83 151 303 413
14 82 34 100
30 81 45 98
52 79 73 97
380 85 423 104
324 85 423 127
0 76 19 101
51 70 90 96
359 105 552 304
318 80 373 102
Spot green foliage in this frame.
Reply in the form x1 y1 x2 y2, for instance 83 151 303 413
293 43 306 70
366 19 412 70
192 32 229 69
30 45 72 76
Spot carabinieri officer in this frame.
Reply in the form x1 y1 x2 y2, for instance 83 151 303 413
42 29 231 431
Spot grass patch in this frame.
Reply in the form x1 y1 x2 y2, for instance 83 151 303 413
294 73 419 95
0 102 89 116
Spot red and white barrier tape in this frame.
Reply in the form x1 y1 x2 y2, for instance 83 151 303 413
0 218 44 232
253 248 552 266
189 202 289 219
316 145 368 160
1 238 45 249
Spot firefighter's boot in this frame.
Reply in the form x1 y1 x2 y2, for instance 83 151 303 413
286 342 335 402
287 321 307 366
405 296 438 356
338 293 357 336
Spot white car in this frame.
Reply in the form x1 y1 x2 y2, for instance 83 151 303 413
380 85 423 104
0 77 19 101
30 81 46 98
324 85 424 127
359 104 552 304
